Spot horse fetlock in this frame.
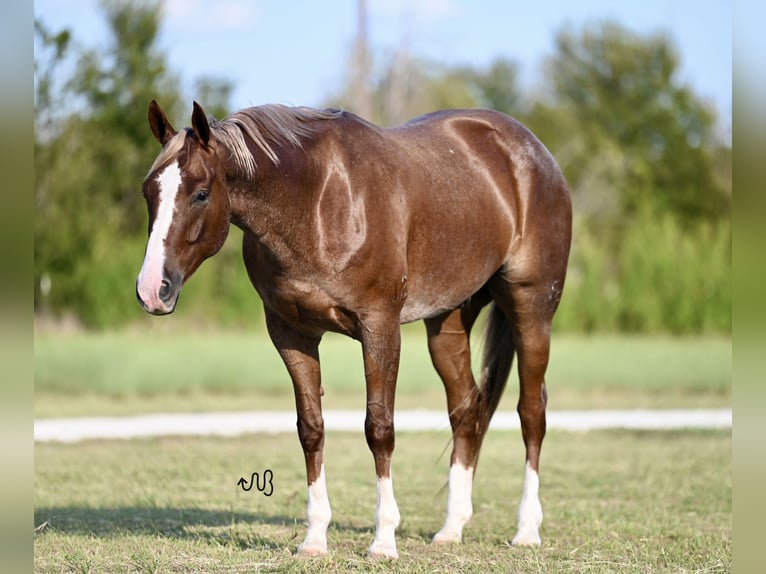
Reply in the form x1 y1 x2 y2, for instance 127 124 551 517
299 517 331 556
433 462 474 544
433 503 472 544
512 497 543 546
370 475 400 558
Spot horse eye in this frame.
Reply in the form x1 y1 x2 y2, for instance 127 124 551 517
193 190 209 204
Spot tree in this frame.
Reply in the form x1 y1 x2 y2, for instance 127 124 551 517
328 52 521 127
193 76 234 121
526 22 729 225
34 10 730 333
460 58 522 115
523 22 731 333
68 0 182 232
34 19 71 139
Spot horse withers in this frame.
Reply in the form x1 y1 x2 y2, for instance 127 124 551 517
136 100 572 558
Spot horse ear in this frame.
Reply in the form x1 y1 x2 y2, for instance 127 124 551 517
191 101 211 147
148 100 177 146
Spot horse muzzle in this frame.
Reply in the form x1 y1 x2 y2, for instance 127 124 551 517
135 271 181 315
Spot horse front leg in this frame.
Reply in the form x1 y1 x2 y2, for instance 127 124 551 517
264 310 330 556
360 319 402 559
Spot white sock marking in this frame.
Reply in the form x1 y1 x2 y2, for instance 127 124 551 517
137 162 182 311
298 464 332 555
368 475 400 558
511 461 543 545
433 463 473 543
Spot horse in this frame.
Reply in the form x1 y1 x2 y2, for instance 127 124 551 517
136 100 572 558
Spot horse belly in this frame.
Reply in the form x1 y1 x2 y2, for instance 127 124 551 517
398 242 505 324
399 296 456 324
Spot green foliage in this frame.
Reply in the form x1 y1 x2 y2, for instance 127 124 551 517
555 215 731 334
328 54 522 127
530 22 729 224
617 216 731 333
193 76 235 120
525 22 731 334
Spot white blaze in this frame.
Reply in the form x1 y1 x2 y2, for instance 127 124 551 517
433 463 474 543
298 464 332 556
136 162 182 310
368 475 400 558
511 461 543 545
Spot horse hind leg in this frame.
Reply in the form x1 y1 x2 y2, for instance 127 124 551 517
489 272 563 547
425 292 492 544
511 314 550 546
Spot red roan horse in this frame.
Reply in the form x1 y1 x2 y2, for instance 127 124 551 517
136 100 571 558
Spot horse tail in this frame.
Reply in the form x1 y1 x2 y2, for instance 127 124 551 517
475 303 516 464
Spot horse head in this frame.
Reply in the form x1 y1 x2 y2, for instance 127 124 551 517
136 100 231 315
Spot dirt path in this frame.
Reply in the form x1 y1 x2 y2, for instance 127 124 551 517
34 408 731 443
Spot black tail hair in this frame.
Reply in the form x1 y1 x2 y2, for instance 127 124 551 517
474 303 516 465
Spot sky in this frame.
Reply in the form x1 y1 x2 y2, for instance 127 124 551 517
35 0 732 132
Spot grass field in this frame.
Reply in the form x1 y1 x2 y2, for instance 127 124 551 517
34 428 731 573
34 328 731 417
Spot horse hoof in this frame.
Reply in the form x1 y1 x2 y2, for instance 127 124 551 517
297 543 328 557
367 543 398 559
510 530 542 546
432 530 462 544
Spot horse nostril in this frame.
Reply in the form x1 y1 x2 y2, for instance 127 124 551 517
159 278 172 302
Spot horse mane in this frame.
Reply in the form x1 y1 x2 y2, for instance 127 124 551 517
147 105 343 180
212 105 343 177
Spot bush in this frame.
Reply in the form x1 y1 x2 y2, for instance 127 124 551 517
38 227 264 331
555 214 730 334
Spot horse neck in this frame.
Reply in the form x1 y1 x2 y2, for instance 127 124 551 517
226 145 312 238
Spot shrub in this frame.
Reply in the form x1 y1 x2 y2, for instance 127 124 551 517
555 214 730 334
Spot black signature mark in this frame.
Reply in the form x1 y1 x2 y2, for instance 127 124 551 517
236 469 273 496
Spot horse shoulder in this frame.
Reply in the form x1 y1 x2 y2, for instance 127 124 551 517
309 120 403 270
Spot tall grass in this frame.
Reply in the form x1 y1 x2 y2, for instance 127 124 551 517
34 330 731 417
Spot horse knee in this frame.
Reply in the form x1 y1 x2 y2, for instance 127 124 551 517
297 416 324 454
365 413 395 454
517 398 546 450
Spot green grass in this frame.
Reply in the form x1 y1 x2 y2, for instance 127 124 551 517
34 328 731 417
34 429 731 573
